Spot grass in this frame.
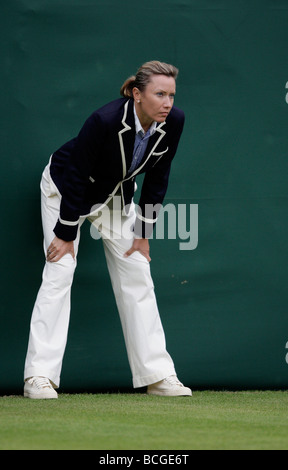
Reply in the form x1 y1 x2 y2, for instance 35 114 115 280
0 391 288 450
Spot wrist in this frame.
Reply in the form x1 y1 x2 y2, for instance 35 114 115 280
134 234 146 240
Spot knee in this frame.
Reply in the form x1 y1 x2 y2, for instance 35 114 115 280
44 254 76 288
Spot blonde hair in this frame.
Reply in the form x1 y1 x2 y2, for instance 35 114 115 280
120 60 179 98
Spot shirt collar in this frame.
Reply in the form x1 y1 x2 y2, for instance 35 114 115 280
133 103 157 136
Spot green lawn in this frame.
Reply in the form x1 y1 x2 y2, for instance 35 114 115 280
0 391 288 450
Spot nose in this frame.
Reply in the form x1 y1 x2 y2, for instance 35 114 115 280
164 96 173 109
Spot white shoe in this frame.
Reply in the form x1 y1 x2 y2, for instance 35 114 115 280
24 377 58 399
147 375 192 397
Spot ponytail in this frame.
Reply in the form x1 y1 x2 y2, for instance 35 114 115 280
120 75 136 97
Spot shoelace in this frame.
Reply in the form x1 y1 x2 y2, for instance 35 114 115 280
29 377 53 389
164 375 183 386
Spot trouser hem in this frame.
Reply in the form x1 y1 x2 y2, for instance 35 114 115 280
133 368 176 388
24 367 60 389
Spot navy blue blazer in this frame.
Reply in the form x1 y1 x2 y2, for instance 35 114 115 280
50 97 185 241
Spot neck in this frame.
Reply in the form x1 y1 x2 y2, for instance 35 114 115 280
141 120 153 133
135 103 154 133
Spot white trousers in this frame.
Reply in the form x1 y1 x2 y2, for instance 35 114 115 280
24 164 176 388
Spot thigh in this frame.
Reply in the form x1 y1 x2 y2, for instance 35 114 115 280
89 197 143 259
40 166 84 257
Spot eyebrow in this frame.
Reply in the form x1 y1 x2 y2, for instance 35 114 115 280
155 89 176 94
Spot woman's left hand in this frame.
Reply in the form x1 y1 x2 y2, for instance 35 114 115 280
124 238 151 263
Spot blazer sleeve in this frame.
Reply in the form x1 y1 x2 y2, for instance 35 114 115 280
134 110 185 238
53 112 106 241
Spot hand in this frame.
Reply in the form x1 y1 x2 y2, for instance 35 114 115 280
46 236 75 263
124 238 151 263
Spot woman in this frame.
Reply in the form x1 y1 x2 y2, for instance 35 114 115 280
24 60 192 399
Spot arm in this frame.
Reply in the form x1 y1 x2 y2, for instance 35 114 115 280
134 112 185 239
125 110 185 261
53 112 107 241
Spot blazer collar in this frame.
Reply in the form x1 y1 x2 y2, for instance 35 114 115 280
118 99 167 179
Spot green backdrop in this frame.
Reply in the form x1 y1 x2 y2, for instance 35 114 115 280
1 0 288 393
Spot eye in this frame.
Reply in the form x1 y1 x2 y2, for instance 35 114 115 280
156 92 164 97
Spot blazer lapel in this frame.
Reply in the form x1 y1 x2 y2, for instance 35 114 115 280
118 99 167 180
118 101 167 216
118 99 135 179
128 122 167 178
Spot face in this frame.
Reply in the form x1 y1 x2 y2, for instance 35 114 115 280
133 74 176 128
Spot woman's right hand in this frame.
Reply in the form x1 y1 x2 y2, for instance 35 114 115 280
46 236 75 263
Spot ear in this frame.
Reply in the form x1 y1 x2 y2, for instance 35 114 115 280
132 87 141 103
